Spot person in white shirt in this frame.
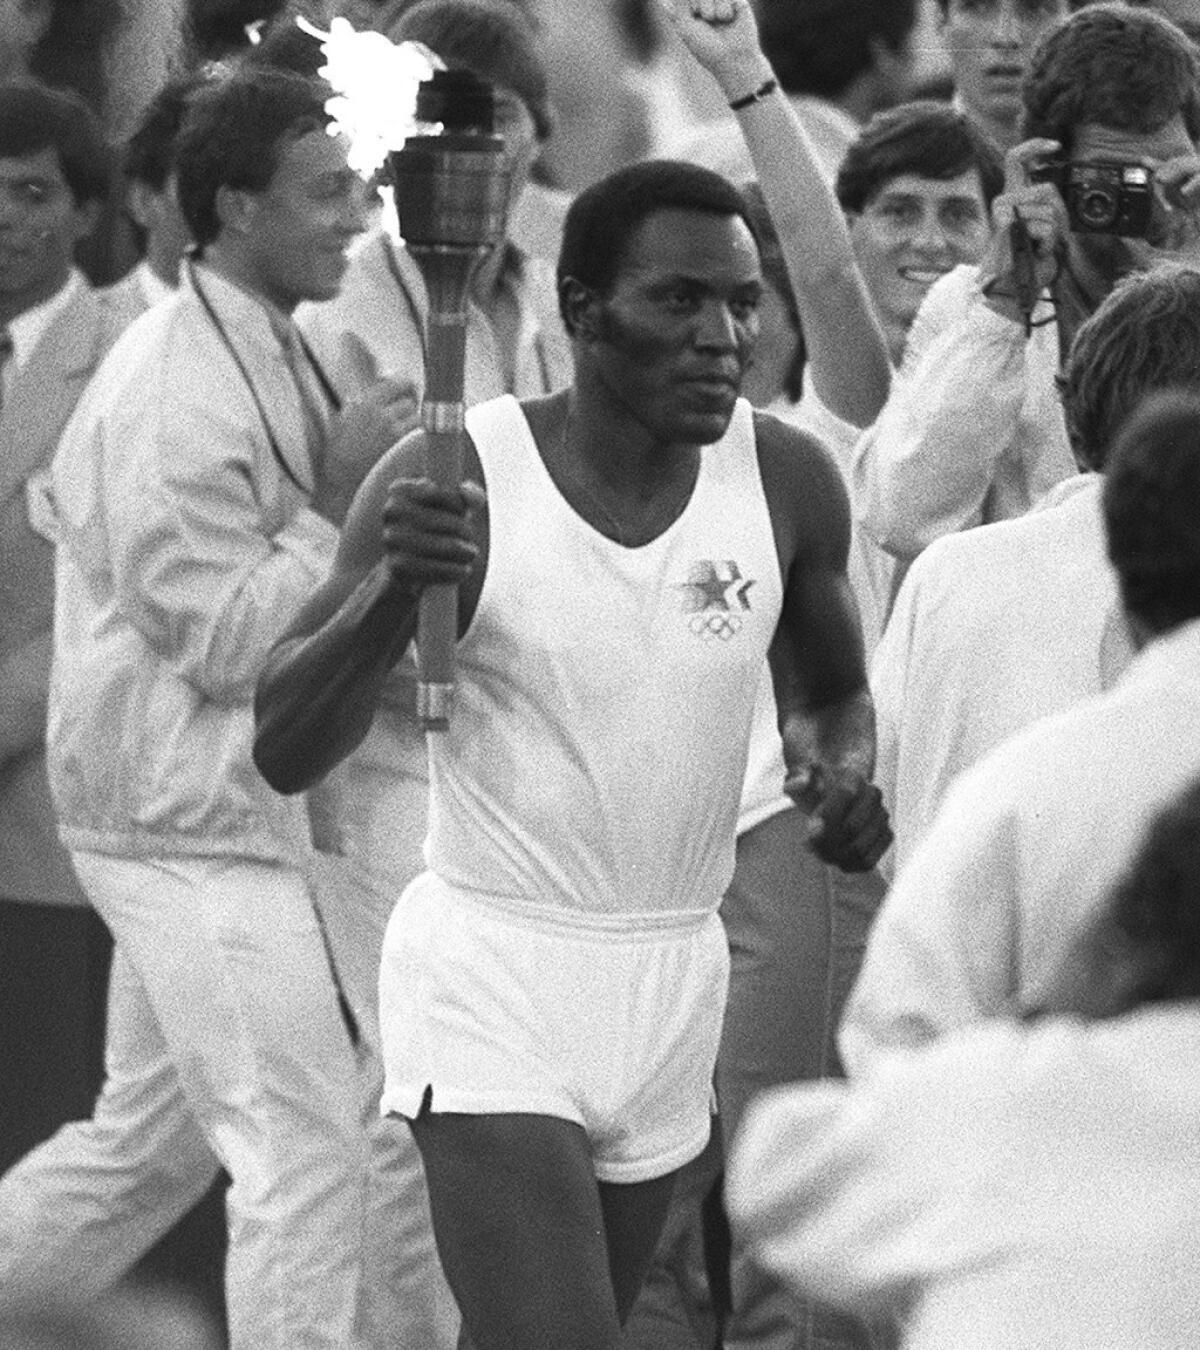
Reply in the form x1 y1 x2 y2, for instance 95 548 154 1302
843 380 1200 1072
727 759 1200 1350
0 66 415 1350
871 263 1200 873
0 78 141 917
853 4 1200 566
253 157 892 1350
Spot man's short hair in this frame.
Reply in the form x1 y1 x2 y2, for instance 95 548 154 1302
1103 385 1200 634
835 100 1005 214
756 0 917 101
1021 4 1200 156
1058 265 1200 472
384 0 553 141
175 65 330 249
556 160 758 335
0 78 112 206
1100 770 1200 1005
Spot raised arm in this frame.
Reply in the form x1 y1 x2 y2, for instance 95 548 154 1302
663 0 891 427
757 413 892 871
252 434 486 794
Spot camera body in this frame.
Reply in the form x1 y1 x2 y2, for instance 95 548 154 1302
1031 160 1154 238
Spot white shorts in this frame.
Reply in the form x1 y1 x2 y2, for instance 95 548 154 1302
378 872 730 1184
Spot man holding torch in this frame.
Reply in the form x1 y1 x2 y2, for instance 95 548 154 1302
254 152 890 1347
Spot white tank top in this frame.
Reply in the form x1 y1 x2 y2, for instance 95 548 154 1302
425 395 784 928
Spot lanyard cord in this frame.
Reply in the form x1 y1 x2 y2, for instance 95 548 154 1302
188 262 342 495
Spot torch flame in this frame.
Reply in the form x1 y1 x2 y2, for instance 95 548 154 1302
296 16 442 179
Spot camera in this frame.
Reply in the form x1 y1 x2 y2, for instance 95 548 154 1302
1030 160 1154 238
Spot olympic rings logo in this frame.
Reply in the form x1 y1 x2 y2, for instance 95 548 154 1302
689 612 743 640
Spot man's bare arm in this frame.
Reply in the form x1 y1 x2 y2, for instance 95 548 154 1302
759 413 892 870
253 435 485 794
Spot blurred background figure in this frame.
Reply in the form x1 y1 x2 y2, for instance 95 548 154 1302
104 70 207 312
727 756 1200 1350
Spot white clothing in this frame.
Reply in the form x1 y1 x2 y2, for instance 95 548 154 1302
852 263 1076 561
0 851 369 1350
726 1009 1200 1349
428 395 782 922
379 874 729 1183
49 264 337 863
6 270 82 375
297 230 571 408
842 619 1200 1073
871 475 1129 874
33 262 448 1350
737 392 892 837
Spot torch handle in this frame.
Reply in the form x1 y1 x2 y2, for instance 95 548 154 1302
417 309 469 730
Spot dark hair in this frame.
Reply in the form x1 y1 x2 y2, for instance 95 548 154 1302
739 180 805 402
385 0 553 141
1102 385 1200 633
1058 266 1200 472
1021 4 1200 156
1100 771 1200 1006
756 0 917 100
0 77 112 206
174 66 330 249
835 100 1004 213
557 159 759 334
123 70 211 191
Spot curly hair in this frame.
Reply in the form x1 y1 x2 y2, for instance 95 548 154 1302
1058 265 1200 473
1021 4 1200 155
1102 384 1200 634
174 64 329 249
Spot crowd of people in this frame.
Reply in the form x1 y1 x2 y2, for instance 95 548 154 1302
0 0 1198 1348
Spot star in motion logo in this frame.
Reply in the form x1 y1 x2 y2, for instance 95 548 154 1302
675 560 756 639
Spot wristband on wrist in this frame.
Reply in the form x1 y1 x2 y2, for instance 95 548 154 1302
728 77 777 111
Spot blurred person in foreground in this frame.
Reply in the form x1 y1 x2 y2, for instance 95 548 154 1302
869 263 1200 875
728 753 1200 1349
844 369 1200 1070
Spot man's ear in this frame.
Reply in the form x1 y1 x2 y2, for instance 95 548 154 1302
214 183 259 238
560 276 600 341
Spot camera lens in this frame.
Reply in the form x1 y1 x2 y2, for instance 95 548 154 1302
1077 187 1119 228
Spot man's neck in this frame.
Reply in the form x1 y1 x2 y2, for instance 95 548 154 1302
200 241 294 320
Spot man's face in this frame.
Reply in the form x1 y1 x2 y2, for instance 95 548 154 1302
848 168 991 354
941 0 1068 141
0 147 97 315
238 127 368 313
1067 115 1200 279
588 207 762 446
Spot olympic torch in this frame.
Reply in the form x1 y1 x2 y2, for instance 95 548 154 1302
387 69 510 730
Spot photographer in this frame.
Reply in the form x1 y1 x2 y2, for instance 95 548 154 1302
852 3 1200 565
